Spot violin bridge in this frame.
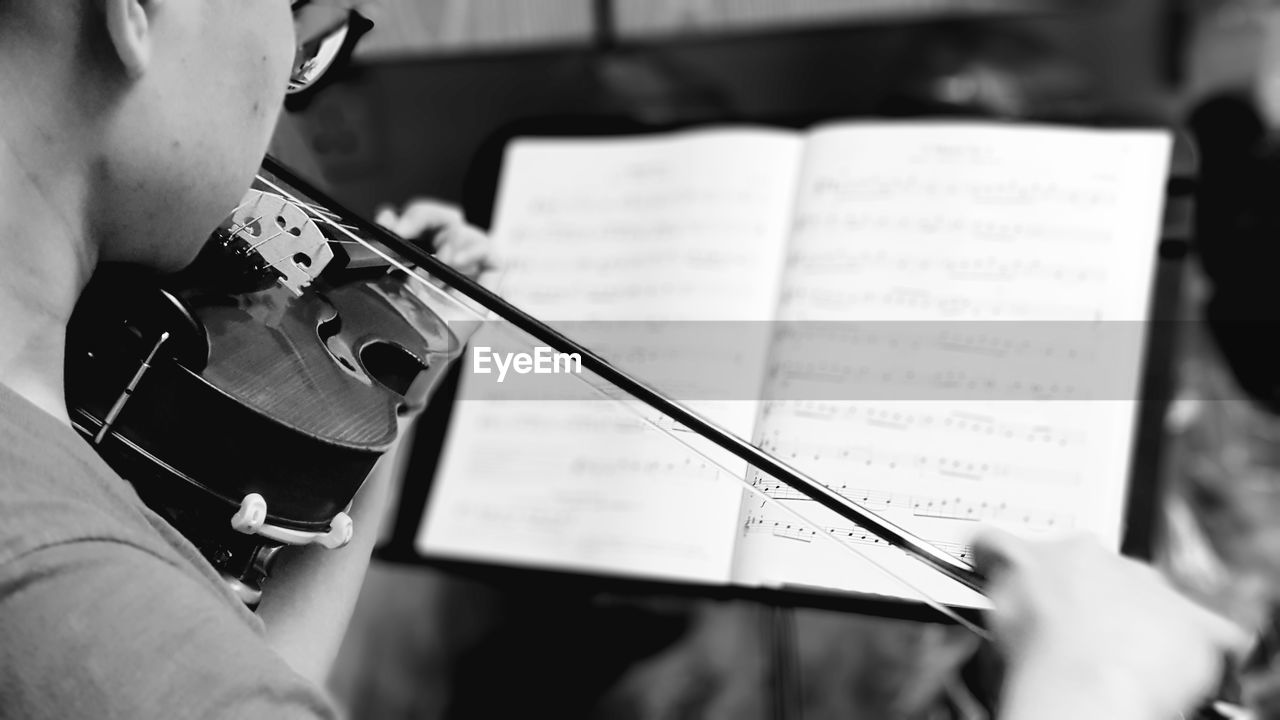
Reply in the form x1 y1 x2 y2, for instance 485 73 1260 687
222 189 334 296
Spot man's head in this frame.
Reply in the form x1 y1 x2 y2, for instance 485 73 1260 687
0 0 297 271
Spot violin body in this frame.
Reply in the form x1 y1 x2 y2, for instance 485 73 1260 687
65 167 461 605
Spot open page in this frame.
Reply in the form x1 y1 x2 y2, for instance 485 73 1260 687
730 122 1172 607
418 128 803 583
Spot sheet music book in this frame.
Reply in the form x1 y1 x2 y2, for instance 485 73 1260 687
415 120 1172 610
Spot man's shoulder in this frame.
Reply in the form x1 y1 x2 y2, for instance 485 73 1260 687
0 384 191 571
0 392 337 719
0 383 260 628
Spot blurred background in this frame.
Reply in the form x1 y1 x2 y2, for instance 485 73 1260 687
278 0 1178 212
265 1 1280 718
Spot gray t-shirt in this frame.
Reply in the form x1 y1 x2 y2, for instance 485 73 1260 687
0 382 337 719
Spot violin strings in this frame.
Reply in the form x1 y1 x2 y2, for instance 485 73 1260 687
254 174 489 323
253 174 442 287
245 228 287 253
223 196 260 236
247 180 360 230
221 207 292 258
224 213 279 256
227 216 263 238
287 197 342 219
225 190 358 261
263 253 306 272
291 199 361 230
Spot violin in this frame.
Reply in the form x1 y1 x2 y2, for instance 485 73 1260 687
65 164 462 607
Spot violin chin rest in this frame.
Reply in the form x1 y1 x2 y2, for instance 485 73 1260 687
148 289 209 369
69 264 210 371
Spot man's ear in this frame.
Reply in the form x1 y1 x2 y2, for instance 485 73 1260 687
101 0 152 78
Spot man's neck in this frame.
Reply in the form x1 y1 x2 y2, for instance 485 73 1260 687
0 62 96 426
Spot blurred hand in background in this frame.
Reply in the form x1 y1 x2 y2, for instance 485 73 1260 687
976 528 1254 720
376 198 497 282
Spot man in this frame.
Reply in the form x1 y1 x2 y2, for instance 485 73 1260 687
0 1 1254 718
0 0 448 716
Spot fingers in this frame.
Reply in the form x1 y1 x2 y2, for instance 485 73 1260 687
973 527 1116 581
373 198 499 282
971 525 1036 580
374 200 463 241
974 525 1255 658
395 200 464 241
1192 601 1256 658
437 224 497 275
374 205 399 231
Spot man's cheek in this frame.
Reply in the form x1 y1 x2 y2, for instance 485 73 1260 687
240 44 290 147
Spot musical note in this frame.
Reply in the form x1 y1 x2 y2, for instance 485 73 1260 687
760 401 1086 448
777 285 1100 321
746 477 1074 532
741 513 975 561
767 322 1102 363
804 172 1118 211
746 437 1079 487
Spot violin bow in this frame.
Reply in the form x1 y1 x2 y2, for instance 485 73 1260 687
260 155 986 595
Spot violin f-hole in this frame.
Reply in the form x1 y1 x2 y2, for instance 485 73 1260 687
359 341 428 398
